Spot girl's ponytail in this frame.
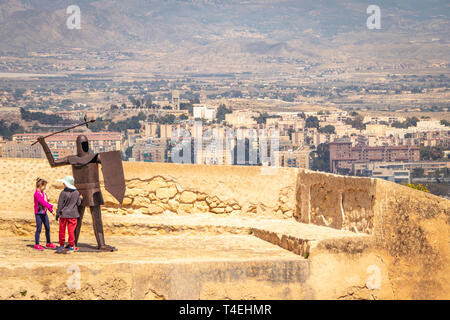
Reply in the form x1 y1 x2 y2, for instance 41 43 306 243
36 177 47 189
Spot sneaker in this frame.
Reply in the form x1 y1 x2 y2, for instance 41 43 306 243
34 244 44 250
46 243 57 249
68 246 79 252
56 246 66 254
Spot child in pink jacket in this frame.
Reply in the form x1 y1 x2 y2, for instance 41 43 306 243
33 178 57 250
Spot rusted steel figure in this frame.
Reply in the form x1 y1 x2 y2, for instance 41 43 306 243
37 134 125 251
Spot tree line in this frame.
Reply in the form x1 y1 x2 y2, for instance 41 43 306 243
20 108 75 126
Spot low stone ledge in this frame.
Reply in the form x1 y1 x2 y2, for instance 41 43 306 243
0 235 310 300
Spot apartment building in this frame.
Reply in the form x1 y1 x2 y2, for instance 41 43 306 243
404 130 449 148
12 132 122 159
193 105 216 121
353 161 449 183
131 138 166 162
277 148 310 169
353 162 410 183
225 110 258 127
143 122 159 138
1 141 43 158
0 137 6 157
329 139 420 173
401 161 449 176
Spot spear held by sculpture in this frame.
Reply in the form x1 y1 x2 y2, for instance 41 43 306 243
31 116 95 146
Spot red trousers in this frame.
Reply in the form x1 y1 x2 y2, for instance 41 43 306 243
59 218 78 247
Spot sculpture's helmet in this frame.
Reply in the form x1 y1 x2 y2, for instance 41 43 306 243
76 135 90 157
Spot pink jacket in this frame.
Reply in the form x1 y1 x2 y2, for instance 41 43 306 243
34 189 53 214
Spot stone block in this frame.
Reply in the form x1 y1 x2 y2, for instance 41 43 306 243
179 191 197 204
168 198 180 211
133 196 151 207
147 177 169 192
194 201 209 213
141 204 164 215
156 186 178 200
178 203 193 213
211 207 225 214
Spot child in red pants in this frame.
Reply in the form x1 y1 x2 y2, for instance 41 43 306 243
56 176 82 252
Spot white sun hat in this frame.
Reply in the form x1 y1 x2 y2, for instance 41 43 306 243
57 175 76 190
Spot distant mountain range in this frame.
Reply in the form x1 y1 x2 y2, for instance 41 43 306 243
0 0 448 72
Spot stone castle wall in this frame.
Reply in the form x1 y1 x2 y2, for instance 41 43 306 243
0 158 297 218
1 158 448 231
0 158 449 299
294 169 449 299
295 170 376 233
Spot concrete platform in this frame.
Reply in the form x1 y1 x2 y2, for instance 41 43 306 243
0 210 375 300
0 210 370 257
1 235 307 265
0 235 310 299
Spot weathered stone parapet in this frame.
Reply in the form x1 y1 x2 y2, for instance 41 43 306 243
373 179 449 255
101 176 245 216
294 169 450 299
0 159 297 218
294 169 449 237
295 170 376 233
370 180 450 299
100 162 297 217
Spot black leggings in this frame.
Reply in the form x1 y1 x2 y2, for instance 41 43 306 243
35 214 51 245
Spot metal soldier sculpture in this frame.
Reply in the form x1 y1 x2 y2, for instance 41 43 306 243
36 122 125 252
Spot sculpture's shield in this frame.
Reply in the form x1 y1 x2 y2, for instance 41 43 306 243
99 151 126 204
